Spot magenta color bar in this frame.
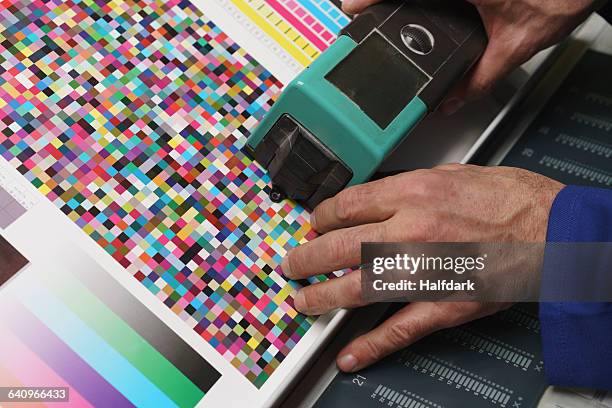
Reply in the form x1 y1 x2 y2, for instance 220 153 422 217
0 327 91 408
5 303 134 408
267 0 331 51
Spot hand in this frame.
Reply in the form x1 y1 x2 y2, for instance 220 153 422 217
281 164 564 372
341 0 598 114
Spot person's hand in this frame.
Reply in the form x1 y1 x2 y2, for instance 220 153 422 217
341 0 598 114
281 164 563 372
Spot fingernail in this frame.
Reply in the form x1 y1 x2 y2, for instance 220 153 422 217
281 256 293 278
294 290 306 313
440 97 464 116
337 354 358 372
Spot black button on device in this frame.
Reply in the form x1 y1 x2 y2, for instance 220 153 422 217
253 114 353 209
400 24 435 55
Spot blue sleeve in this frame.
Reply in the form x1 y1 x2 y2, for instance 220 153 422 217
540 185 612 390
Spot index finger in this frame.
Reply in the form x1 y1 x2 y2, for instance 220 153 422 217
281 222 387 279
312 181 396 234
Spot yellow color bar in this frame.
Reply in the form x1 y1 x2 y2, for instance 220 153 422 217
230 0 320 66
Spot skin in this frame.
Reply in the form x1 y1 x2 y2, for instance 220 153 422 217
279 0 601 374
282 165 563 372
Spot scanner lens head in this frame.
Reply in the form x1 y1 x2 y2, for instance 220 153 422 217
401 24 435 55
253 114 353 209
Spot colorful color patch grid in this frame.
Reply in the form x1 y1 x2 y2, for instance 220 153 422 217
0 0 320 388
226 0 349 66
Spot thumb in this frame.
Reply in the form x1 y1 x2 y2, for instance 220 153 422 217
440 35 523 115
336 302 446 372
342 0 383 15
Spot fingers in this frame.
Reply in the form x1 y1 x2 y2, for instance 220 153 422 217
463 38 521 99
294 270 366 315
336 302 509 372
341 0 383 15
311 180 397 234
311 169 460 233
282 222 388 279
336 302 446 372
284 168 470 279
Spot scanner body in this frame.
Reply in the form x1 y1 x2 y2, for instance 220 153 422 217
247 0 487 209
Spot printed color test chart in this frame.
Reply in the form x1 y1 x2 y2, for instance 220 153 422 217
0 0 348 399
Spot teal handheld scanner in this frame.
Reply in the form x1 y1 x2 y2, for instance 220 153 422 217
247 0 487 209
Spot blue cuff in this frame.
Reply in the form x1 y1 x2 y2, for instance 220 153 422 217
540 302 612 390
540 185 612 390
546 185 612 242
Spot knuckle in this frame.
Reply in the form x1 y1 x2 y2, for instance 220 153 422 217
386 319 425 347
347 273 363 304
360 336 384 361
288 246 309 276
327 233 353 264
298 288 316 312
380 220 406 242
386 322 412 347
407 179 430 198
402 218 433 241
406 169 430 182
303 286 333 313
376 174 400 192
335 188 359 222
407 171 447 198
470 77 493 96
367 223 387 243
435 163 463 171
427 171 449 188
311 205 325 230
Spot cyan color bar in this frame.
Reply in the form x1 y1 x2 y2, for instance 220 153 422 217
22 285 178 408
295 0 346 34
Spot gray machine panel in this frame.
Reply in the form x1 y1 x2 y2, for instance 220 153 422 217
501 50 612 187
313 304 546 408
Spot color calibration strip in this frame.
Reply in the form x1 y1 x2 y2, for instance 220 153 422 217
0 0 318 387
224 0 349 66
0 251 220 408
